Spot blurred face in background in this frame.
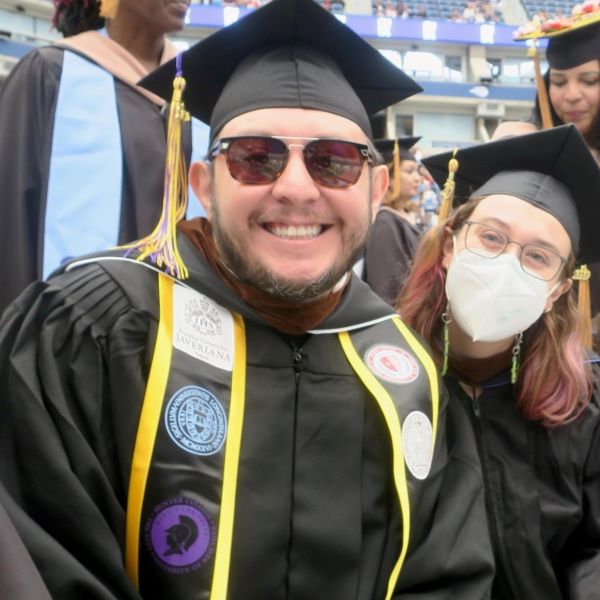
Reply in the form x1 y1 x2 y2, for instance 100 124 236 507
399 158 421 201
117 0 190 33
549 60 600 137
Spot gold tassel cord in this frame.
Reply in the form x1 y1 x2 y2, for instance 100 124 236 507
391 139 402 200
437 149 459 223
528 44 553 130
120 74 190 279
573 264 592 349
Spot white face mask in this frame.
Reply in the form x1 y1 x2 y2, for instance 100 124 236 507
445 242 555 343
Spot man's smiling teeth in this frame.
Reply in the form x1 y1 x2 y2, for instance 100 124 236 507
268 224 323 239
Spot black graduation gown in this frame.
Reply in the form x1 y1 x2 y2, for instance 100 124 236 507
0 236 494 599
445 371 600 599
363 208 421 307
0 46 191 315
0 485 52 600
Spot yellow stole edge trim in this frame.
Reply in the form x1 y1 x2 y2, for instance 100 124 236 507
125 273 174 588
338 331 411 600
125 275 247 598
209 313 247 600
392 317 440 444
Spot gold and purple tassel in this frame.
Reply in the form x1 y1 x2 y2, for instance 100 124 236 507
121 53 190 279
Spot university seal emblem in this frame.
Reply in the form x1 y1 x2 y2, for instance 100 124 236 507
165 386 227 456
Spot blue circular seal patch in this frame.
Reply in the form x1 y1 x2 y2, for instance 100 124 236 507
165 386 227 455
144 496 215 574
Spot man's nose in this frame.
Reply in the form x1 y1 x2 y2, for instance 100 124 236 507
271 146 321 203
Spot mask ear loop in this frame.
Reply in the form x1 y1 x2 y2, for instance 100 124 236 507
511 331 523 384
441 308 452 376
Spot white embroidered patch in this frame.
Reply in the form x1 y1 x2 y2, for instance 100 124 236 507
365 344 420 384
402 411 433 480
173 284 234 371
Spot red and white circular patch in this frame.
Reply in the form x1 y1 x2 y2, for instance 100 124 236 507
365 345 419 385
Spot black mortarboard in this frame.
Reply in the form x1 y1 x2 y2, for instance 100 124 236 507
140 0 422 143
547 19 600 69
422 125 600 262
375 137 422 164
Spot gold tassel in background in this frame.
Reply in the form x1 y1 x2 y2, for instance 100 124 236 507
573 264 592 349
120 70 191 279
529 44 553 130
99 0 120 19
437 149 459 222
391 139 402 199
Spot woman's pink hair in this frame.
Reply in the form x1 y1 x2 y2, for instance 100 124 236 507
397 198 593 427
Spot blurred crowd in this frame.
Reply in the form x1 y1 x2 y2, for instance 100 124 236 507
191 0 504 20
373 0 504 21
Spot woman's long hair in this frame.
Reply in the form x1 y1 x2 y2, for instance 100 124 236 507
397 197 593 427
532 67 600 153
52 0 104 37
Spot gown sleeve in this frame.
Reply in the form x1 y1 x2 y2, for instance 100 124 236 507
363 209 420 307
391 387 495 599
0 264 154 599
560 371 600 599
0 48 64 315
0 483 52 600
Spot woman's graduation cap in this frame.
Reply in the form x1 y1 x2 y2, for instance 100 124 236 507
423 125 600 345
374 136 422 198
125 0 422 279
514 3 600 128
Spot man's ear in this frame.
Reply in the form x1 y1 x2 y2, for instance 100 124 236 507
370 165 389 222
189 161 212 219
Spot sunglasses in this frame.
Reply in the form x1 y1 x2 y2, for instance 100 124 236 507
208 135 374 188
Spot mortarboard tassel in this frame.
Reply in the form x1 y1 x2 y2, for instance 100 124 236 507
121 53 190 279
391 139 402 199
99 0 120 19
573 264 592 349
529 44 553 129
437 149 459 223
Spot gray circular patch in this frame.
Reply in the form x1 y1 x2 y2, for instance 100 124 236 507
165 386 227 456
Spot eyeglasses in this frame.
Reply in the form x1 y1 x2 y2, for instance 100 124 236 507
463 220 568 281
208 135 374 188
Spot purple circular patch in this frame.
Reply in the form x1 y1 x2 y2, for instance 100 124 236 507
146 497 214 571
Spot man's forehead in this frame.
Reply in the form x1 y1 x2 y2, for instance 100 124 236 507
217 107 370 142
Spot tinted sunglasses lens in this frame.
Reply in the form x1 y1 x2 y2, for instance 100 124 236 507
226 137 287 184
305 140 365 187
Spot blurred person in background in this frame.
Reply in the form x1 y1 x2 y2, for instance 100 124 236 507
361 137 423 306
399 125 600 600
495 6 600 348
0 0 209 314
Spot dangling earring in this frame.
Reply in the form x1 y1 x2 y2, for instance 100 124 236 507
511 332 523 384
441 308 452 376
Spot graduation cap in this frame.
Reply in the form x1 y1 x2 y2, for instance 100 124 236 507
126 0 422 280
374 137 422 199
374 137 422 164
513 5 600 127
141 0 422 142
423 125 600 345
423 125 600 262
545 18 600 69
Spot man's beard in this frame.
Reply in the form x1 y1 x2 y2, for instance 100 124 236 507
210 195 371 302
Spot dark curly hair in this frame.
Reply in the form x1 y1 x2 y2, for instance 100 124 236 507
52 0 104 37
